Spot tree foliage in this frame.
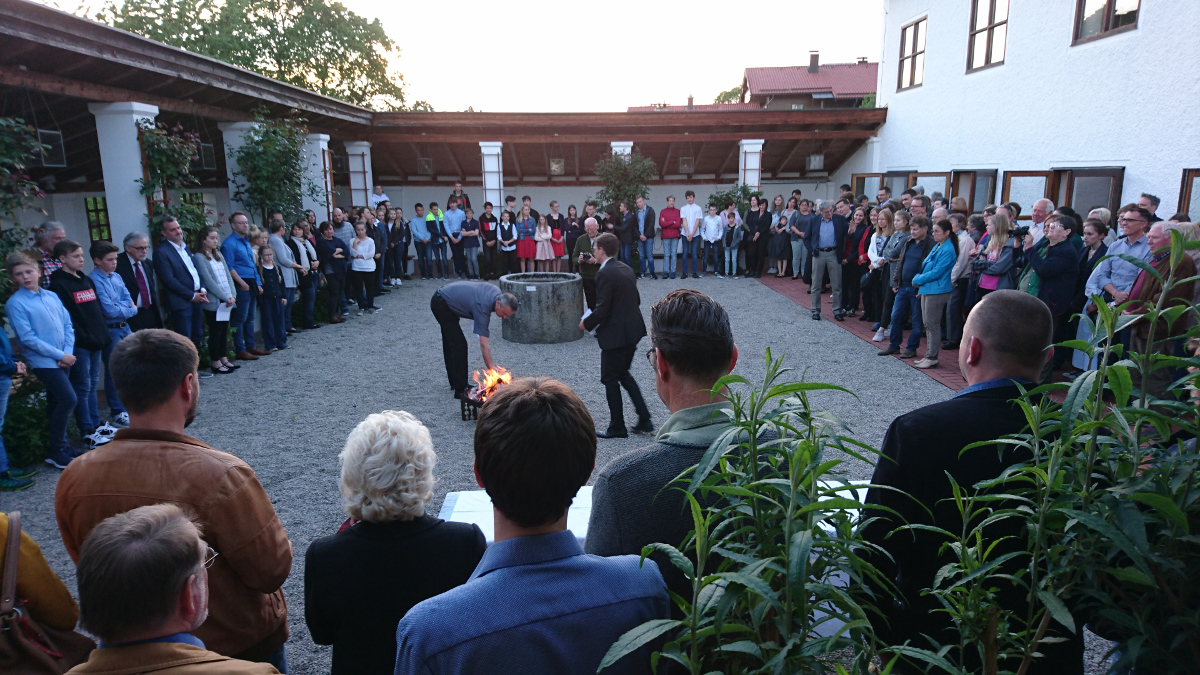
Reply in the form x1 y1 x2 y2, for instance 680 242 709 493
591 152 657 212
0 117 44 312
97 0 431 111
228 108 322 225
707 183 763 216
714 86 742 104
136 119 210 239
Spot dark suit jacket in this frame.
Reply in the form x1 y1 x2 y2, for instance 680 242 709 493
116 251 162 330
1072 243 1107 313
803 213 848 253
582 259 646 350
1027 240 1079 316
636 206 657 239
153 241 200 312
615 211 638 245
863 384 1083 673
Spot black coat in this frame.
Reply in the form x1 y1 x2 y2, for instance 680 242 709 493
115 251 162 330
1027 240 1079 316
1072 243 1108 313
863 384 1084 674
305 515 486 675
615 210 638 245
582 259 646 350
636 206 657 239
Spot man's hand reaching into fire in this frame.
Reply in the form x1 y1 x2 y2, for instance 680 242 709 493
480 336 495 372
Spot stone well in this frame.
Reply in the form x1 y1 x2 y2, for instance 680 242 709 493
498 272 584 344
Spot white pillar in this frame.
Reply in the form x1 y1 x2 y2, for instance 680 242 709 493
479 142 504 209
738 139 765 190
344 141 374 208
88 102 158 244
217 121 259 220
610 141 633 158
866 137 882 173
303 133 332 221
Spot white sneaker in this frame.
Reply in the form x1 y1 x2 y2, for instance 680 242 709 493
112 412 130 427
85 431 113 448
96 423 120 436
872 328 885 342
883 328 891 337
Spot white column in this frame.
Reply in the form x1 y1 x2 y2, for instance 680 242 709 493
217 121 259 220
303 133 331 221
610 141 633 158
479 142 504 209
738 139 765 190
88 102 158 245
344 141 374 208
866 137 882 173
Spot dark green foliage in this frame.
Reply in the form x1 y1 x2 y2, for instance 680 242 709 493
228 108 323 226
714 86 742 104
137 119 209 240
707 183 763 216
2 377 48 468
591 152 657 213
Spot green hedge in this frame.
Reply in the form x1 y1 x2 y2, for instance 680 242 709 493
3 376 48 468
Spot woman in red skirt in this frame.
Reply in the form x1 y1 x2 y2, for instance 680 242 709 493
515 205 537 272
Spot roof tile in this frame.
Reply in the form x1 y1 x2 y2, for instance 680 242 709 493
744 62 878 99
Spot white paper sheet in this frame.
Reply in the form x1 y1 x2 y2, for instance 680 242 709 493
439 487 593 546
216 303 232 321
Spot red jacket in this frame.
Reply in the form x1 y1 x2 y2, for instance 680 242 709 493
659 207 682 239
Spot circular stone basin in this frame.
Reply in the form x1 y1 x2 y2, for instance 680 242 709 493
498 272 584 344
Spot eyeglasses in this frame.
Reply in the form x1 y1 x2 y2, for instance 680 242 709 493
1118 217 1146 225
203 546 219 569
130 246 148 252
645 347 657 364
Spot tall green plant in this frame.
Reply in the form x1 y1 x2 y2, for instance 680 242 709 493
600 352 894 674
228 108 322 225
708 183 763 216
591 152 657 213
0 117 45 313
137 119 209 239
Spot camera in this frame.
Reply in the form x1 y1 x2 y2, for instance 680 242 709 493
1010 225 1030 239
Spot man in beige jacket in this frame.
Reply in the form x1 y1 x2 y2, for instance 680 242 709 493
67 503 278 674
56 329 291 668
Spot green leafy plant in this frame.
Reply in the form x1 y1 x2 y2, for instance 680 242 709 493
714 86 742 104
591 151 657 214
137 119 210 240
228 108 323 225
859 94 877 110
708 183 763 216
600 351 893 674
2 376 49 468
0 117 46 226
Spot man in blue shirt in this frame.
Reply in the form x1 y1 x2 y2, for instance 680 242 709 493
221 212 268 359
409 203 432 280
443 197 468 279
1084 206 1152 305
634 195 658 279
804 200 849 321
395 378 670 675
88 240 136 429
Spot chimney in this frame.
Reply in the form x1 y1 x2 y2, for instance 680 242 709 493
687 95 694 110
857 56 868 64
808 51 819 73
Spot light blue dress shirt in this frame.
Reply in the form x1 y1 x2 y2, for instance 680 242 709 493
89 268 137 323
394 530 669 675
220 232 259 283
817 217 836 249
5 286 74 368
1086 235 1151 298
443 207 466 236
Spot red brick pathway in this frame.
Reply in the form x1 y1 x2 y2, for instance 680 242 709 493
757 275 969 392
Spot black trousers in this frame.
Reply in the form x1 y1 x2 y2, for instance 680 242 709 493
842 260 864 312
129 305 163 331
204 310 229 362
582 278 597 310
349 270 376 310
450 240 466 277
325 274 344 317
431 293 469 394
600 342 649 431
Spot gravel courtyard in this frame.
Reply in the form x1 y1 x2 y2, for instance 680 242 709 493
0 275 1114 673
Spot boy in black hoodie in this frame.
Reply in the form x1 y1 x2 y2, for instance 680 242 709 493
49 240 112 449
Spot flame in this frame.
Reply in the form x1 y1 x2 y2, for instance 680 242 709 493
470 366 512 402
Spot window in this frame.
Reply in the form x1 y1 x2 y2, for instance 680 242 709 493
907 172 951 200
898 17 927 91
1002 172 1054 219
85 196 111 242
791 103 805 110
968 0 1008 71
1074 0 1139 44
181 191 218 225
1179 169 1200 221
951 170 998 212
851 173 884 201
1002 168 1126 219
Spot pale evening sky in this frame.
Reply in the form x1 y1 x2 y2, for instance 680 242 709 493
51 0 885 112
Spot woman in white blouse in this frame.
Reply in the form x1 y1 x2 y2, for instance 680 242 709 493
192 226 239 375
350 221 379 314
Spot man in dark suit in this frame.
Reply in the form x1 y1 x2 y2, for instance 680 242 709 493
863 290 1083 674
614 201 637 266
633 196 658 279
804 200 849 320
580 233 651 439
152 217 207 346
116 231 163 331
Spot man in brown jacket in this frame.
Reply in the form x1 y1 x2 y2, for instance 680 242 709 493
1124 220 1197 400
67 503 278 674
56 329 292 668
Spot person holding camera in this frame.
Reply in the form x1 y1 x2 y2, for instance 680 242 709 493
572 217 602 310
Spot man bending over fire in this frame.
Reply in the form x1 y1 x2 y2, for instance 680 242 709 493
430 281 518 400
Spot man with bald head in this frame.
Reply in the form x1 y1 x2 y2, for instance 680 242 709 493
863 290 1083 674
572 217 602 310
1029 198 1054 244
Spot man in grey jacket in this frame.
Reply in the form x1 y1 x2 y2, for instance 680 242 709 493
268 221 305 334
585 289 738 603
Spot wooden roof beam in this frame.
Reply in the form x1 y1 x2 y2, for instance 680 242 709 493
661 142 676 179
775 140 805 175
443 142 464 179
506 144 523 182
367 130 876 144
574 143 580 181
687 142 705 180
717 144 739 178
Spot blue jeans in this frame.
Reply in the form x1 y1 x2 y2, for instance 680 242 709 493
69 347 102 433
266 644 288 674
619 243 633 266
170 304 203 344
101 326 130 415
33 367 76 453
889 286 924 350
661 237 679 276
681 238 699 276
430 240 448 277
282 287 296 331
260 297 287 350
703 240 720 274
415 241 432 278
0 376 10 473
724 241 740 276
638 239 655 275
464 246 480 276
231 287 257 352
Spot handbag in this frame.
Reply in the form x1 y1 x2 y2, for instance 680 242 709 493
1 512 95 674
978 273 1000 291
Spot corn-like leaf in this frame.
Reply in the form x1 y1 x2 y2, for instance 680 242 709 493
1036 590 1077 634
596 619 681 672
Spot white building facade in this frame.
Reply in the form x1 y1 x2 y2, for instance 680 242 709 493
837 0 1200 220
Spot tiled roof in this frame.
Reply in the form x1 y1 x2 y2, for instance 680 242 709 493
626 102 762 112
744 62 878 99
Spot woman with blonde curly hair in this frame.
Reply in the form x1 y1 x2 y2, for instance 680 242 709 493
304 410 486 675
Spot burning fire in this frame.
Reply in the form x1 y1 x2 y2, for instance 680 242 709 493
470 366 512 403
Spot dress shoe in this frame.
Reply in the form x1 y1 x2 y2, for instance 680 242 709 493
330 316 345 324
877 347 899 356
632 419 655 434
248 348 272 356
915 358 939 369
596 428 629 439
236 351 259 361
942 341 960 350
811 312 821 321
834 312 845 322
899 350 917 359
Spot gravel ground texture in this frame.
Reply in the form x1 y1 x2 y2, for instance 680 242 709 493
0 274 1115 674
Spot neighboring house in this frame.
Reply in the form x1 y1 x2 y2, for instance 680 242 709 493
837 0 1200 219
740 54 879 111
